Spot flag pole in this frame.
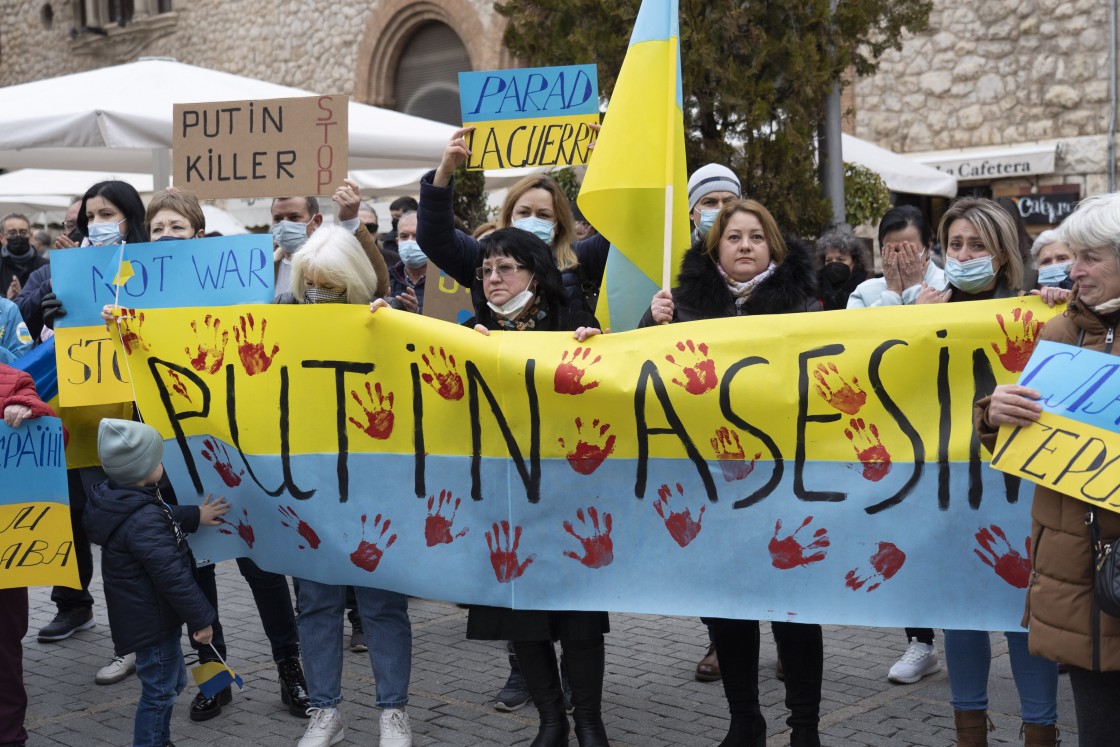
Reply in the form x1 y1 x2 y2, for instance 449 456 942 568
661 26 678 291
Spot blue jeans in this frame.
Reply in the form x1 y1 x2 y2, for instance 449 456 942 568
943 629 1058 724
296 579 411 709
133 633 187 747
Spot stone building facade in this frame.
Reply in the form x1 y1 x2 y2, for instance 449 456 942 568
3 0 1116 223
852 0 1116 223
1 0 513 125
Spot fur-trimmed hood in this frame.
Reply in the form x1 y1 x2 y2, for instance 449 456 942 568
670 234 821 321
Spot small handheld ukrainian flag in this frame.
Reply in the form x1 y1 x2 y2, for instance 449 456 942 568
191 644 244 699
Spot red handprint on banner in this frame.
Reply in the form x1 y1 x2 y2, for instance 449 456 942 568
218 508 255 549
710 426 761 482
665 340 717 394
425 490 468 546
844 418 893 482
348 381 395 439
769 516 830 570
813 362 867 415
558 418 616 475
201 438 243 487
974 525 1031 589
654 482 705 547
485 521 535 583
554 347 602 395
845 542 906 592
991 307 1043 373
184 315 229 374
234 313 279 375
420 346 464 400
563 506 614 569
278 505 321 550
350 513 397 572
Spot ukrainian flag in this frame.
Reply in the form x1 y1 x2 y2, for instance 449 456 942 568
577 0 690 332
192 660 244 699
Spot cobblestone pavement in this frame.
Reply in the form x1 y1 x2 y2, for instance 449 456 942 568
22 559 1076 746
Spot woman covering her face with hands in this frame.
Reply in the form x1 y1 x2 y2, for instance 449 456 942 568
847 205 949 308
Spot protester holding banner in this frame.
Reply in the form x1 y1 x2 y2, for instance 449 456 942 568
847 205 948 309
456 227 608 747
416 127 609 315
103 187 314 723
284 224 414 747
931 197 1059 746
29 180 145 687
979 192 1120 747
640 199 825 747
0 364 62 747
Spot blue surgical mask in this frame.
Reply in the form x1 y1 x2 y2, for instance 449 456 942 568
397 240 428 269
88 219 125 246
1037 262 1071 287
512 216 555 245
155 235 185 242
698 209 719 235
271 220 309 254
945 256 997 293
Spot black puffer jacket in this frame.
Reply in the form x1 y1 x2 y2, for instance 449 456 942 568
84 481 215 655
638 235 821 326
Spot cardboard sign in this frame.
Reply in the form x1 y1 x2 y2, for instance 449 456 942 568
991 340 1120 511
116 297 1061 629
422 263 474 325
173 95 349 199
50 236 275 405
459 65 599 171
0 417 78 589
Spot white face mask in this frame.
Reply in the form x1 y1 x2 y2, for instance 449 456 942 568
486 275 536 318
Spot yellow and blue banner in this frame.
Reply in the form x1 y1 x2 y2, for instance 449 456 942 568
0 417 76 589
991 340 1120 511
50 235 275 406
577 0 691 331
459 65 600 171
113 296 1060 629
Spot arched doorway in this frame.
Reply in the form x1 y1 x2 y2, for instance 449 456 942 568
393 22 471 125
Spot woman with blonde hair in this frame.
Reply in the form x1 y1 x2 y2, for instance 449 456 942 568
416 127 609 315
281 225 381 305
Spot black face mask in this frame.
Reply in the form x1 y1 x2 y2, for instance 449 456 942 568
4 235 32 257
391 217 399 232
822 262 852 285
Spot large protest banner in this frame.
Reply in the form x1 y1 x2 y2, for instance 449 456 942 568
114 297 1059 630
0 417 77 589
459 65 599 171
991 340 1120 510
50 235 275 406
173 95 348 199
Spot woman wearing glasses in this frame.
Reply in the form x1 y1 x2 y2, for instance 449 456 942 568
423 227 607 746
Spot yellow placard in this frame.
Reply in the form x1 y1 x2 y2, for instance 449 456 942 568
0 502 80 589
53 325 133 407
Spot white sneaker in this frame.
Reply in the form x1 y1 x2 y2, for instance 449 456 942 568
379 708 412 747
888 641 941 684
95 653 136 685
298 707 345 747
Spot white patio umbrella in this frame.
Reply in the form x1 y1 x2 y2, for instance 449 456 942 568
0 57 456 188
841 133 957 198
0 169 154 200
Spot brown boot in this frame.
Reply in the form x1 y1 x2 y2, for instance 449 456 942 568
955 710 993 747
696 643 721 682
1020 723 1060 746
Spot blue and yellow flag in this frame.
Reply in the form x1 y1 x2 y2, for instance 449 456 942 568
577 0 691 331
192 661 244 699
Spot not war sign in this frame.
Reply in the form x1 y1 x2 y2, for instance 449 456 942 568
50 235 275 406
459 65 599 171
173 95 349 199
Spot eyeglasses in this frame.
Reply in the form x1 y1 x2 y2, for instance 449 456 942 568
62 221 78 231
475 262 526 280
365 222 379 234
4 229 30 238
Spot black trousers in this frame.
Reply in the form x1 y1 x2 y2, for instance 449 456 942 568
49 467 100 612
1068 666 1120 747
706 618 823 733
